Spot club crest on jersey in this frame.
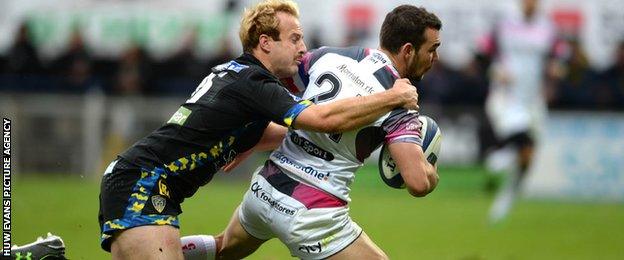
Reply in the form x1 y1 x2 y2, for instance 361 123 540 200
214 60 249 73
151 195 166 213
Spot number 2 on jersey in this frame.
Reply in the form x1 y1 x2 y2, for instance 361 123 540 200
310 72 344 143
310 72 342 103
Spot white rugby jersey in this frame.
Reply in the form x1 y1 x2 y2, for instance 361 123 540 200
486 11 557 138
270 47 423 202
489 11 556 108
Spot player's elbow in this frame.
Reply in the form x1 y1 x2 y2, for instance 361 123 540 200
407 182 431 197
404 169 432 197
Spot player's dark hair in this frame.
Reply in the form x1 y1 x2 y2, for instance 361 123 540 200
380 5 442 54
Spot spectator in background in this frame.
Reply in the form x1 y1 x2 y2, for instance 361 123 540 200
480 0 561 223
51 28 99 94
155 28 209 95
459 54 490 106
205 37 234 70
112 44 152 95
419 61 459 105
600 41 624 110
155 30 234 96
419 53 489 107
549 37 594 109
5 22 42 75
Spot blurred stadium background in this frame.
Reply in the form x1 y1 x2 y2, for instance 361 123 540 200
2 0 623 259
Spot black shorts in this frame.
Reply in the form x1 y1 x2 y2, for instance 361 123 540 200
98 158 182 252
480 115 535 154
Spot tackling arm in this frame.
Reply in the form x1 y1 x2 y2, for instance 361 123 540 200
222 123 287 172
293 79 419 133
388 142 438 197
254 122 288 151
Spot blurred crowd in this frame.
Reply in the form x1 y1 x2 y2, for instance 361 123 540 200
0 22 234 97
419 37 624 110
1 21 623 111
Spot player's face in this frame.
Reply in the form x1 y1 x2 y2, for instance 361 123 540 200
406 28 440 81
523 0 538 18
270 12 307 78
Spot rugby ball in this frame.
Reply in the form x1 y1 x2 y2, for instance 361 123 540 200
378 115 442 189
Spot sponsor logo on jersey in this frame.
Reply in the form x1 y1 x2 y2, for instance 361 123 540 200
158 179 170 198
298 242 322 254
406 122 421 132
336 64 376 95
363 52 389 65
214 60 249 73
272 152 331 182
181 242 197 251
151 195 166 213
250 182 297 216
103 160 118 175
167 106 191 126
290 132 334 161
298 232 336 254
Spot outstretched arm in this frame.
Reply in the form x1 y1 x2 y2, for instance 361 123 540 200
294 79 419 133
253 122 288 151
222 123 287 172
388 142 438 197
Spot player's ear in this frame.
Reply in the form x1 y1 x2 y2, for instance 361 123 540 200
400 43 415 62
259 34 272 53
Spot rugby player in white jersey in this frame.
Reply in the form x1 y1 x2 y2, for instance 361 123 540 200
181 5 443 260
482 0 560 223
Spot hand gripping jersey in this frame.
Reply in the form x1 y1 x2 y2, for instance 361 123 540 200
271 47 423 202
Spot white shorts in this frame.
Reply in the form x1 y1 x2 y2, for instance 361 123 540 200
485 86 546 140
238 162 362 259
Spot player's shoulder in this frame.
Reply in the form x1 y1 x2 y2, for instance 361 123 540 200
310 46 368 63
214 56 279 87
243 66 278 83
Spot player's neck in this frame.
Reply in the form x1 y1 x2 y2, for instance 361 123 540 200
251 49 277 75
379 48 407 78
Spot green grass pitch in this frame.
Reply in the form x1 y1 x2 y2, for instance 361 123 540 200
11 165 624 259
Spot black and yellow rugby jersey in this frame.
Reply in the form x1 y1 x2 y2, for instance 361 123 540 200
118 53 311 200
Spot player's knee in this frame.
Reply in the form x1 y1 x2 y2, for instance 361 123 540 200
112 229 140 251
375 249 389 260
112 225 182 259
214 233 224 252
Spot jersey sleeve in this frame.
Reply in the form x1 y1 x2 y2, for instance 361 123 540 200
243 71 312 128
381 109 423 146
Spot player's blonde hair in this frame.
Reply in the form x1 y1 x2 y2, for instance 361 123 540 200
239 0 300 53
